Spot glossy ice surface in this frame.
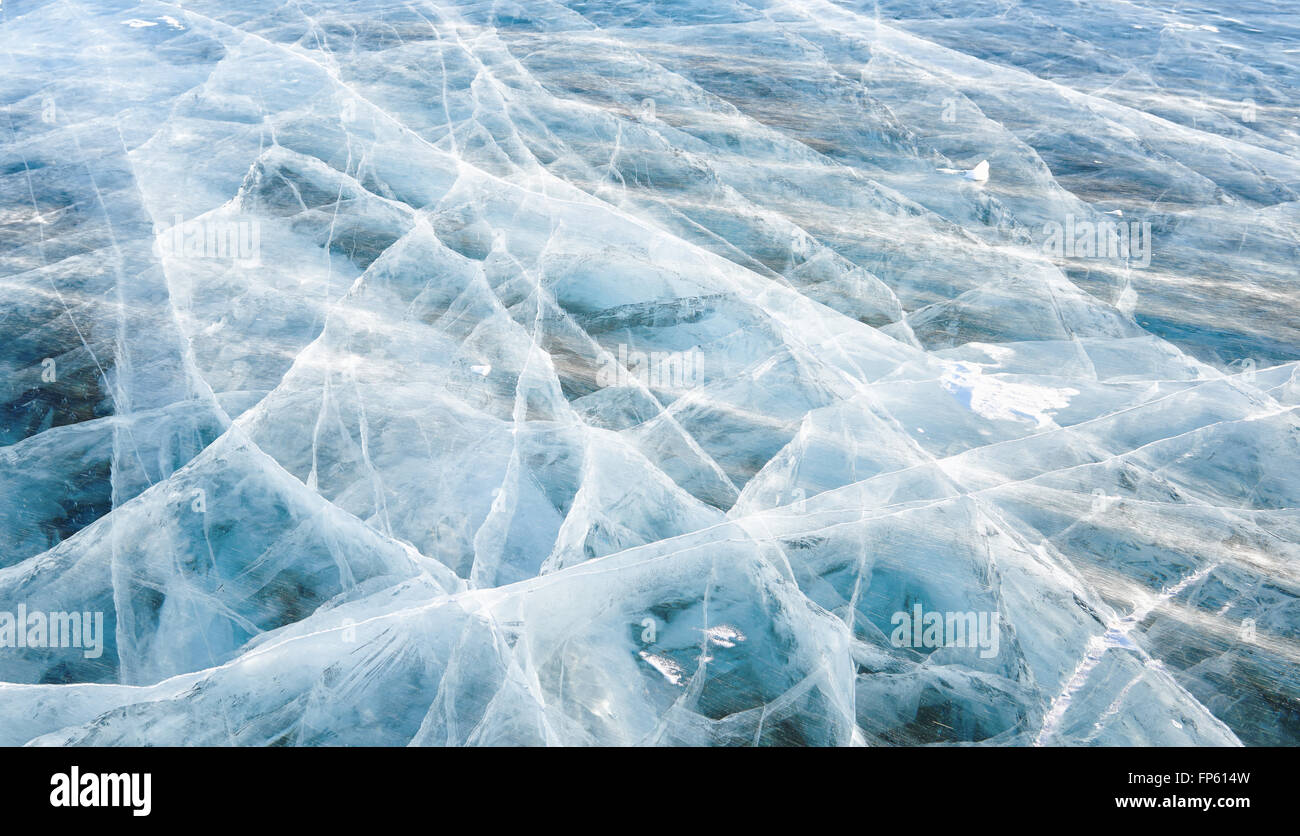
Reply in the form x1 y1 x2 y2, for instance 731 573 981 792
1 0 1297 745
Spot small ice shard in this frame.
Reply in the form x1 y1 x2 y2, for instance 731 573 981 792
470 364 491 376
940 362 1077 427
704 624 746 648
1116 281 1137 317
638 650 685 685
938 159 989 181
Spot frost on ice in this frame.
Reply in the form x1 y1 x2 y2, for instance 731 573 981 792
0 0 1298 746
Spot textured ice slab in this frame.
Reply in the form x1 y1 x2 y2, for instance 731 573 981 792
0 0 1297 745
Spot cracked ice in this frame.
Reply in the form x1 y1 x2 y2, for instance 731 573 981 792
1 0 1298 746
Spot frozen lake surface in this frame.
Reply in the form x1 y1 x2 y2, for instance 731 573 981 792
0 0 1298 745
